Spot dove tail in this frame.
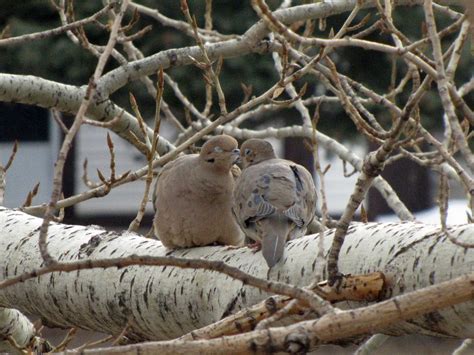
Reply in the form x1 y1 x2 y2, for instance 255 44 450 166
261 215 290 267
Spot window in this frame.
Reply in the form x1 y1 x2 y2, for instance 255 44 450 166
0 103 49 142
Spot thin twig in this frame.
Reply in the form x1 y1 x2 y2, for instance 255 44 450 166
0 141 18 206
129 69 164 232
0 3 112 47
21 182 40 208
70 335 114 352
181 0 228 115
52 110 69 133
83 113 122 128
51 328 77 352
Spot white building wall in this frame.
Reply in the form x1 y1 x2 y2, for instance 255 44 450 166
0 112 58 208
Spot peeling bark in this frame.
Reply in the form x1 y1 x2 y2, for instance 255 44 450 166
0 207 474 341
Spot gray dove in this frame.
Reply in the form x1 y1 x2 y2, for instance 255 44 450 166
233 139 317 267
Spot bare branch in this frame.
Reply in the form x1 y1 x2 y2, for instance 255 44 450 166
0 3 112 47
0 141 18 206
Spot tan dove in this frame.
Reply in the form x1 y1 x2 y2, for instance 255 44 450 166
233 139 317 267
153 135 244 248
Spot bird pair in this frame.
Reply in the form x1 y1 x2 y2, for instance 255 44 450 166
153 135 317 267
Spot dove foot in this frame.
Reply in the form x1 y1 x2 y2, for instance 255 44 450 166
247 241 262 253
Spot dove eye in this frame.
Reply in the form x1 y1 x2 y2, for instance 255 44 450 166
213 146 224 153
244 148 252 156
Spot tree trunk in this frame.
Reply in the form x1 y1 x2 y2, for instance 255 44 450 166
0 207 473 341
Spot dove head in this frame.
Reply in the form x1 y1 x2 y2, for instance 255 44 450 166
200 135 240 173
241 139 276 168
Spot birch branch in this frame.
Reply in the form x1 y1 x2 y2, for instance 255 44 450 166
0 308 36 353
1 207 474 343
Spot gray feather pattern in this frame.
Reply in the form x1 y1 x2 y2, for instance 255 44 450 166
233 148 317 268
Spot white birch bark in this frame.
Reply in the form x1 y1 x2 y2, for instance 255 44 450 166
1 207 474 341
0 307 35 353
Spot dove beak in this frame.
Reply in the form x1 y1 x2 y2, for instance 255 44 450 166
232 149 241 164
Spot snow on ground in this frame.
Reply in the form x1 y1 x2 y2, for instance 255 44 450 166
376 200 471 225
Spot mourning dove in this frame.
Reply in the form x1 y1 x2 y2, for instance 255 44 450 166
153 135 244 248
233 139 317 267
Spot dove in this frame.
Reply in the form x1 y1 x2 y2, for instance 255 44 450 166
232 139 317 267
153 135 244 249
